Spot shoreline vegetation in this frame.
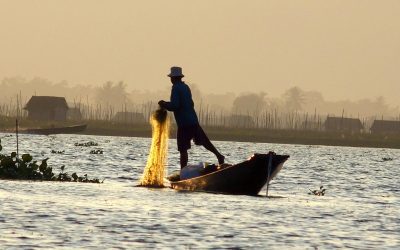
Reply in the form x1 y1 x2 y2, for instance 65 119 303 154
1 118 399 149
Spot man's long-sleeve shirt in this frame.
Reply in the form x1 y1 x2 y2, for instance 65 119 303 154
163 81 199 127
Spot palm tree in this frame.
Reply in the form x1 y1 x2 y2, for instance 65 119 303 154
283 87 305 112
95 81 131 108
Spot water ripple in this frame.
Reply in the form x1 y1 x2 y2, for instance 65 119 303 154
0 133 399 248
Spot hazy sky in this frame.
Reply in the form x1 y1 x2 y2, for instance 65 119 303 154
1 1 399 105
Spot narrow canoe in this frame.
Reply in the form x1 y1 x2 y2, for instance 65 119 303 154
168 152 289 195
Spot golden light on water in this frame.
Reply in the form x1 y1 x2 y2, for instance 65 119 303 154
140 109 170 187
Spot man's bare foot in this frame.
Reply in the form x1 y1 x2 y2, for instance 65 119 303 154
217 155 225 165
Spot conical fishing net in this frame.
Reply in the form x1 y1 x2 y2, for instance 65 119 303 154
139 108 170 187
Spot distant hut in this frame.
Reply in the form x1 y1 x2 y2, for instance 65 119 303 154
24 96 69 121
113 112 145 124
324 116 364 133
370 120 400 134
228 114 255 128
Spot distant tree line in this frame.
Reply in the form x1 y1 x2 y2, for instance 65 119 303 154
0 76 399 120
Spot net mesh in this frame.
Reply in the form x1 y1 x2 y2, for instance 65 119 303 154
139 108 170 187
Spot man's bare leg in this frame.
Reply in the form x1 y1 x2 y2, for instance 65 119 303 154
202 142 225 165
180 150 188 169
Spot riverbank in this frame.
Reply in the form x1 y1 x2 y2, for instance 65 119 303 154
1 118 399 149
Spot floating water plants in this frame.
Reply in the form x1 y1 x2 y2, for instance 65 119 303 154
308 186 326 196
51 150 65 154
74 141 98 147
56 166 102 183
90 149 103 154
0 139 102 183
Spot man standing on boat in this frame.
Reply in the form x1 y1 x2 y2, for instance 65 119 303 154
158 66 225 169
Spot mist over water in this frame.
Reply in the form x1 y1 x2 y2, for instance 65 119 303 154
1 78 399 120
1 2 400 106
0 133 399 248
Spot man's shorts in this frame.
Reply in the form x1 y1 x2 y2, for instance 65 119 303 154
177 124 210 152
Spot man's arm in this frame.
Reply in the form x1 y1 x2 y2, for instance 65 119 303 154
160 86 180 111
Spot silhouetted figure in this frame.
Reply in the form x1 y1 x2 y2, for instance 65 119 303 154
159 66 225 169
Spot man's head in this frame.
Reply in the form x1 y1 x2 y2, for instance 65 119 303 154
168 66 184 84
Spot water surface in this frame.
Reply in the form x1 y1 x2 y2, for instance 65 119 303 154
0 133 399 249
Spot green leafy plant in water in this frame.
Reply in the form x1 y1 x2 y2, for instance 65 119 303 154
90 149 103 154
308 186 326 196
74 141 98 147
51 150 65 154
0 140 102 183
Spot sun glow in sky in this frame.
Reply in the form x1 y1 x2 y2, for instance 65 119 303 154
0 1 399 105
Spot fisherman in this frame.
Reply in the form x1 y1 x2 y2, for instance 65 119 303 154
158 66 225 169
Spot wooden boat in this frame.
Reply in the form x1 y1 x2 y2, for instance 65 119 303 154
24 124 87 135
168 152 289 195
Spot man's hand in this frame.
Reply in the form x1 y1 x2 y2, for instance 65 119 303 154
158 100 166 108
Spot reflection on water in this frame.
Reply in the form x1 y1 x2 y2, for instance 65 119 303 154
0 133 399 249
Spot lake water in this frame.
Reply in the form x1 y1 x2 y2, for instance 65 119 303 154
0 133 399 249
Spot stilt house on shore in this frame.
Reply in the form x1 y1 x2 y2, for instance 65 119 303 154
370 120 400 134
24 96 69 121
324 116 364 133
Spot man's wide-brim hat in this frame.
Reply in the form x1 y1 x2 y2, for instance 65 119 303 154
168 66 184 77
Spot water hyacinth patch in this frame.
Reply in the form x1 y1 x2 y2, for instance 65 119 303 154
74 141 98 147
308 186 326 196
51 150 65 154
90 149 103 154
0 139 102 183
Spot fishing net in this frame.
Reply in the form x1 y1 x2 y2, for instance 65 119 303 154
139 108 170 187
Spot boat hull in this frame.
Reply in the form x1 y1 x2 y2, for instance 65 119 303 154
169 153 289 195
